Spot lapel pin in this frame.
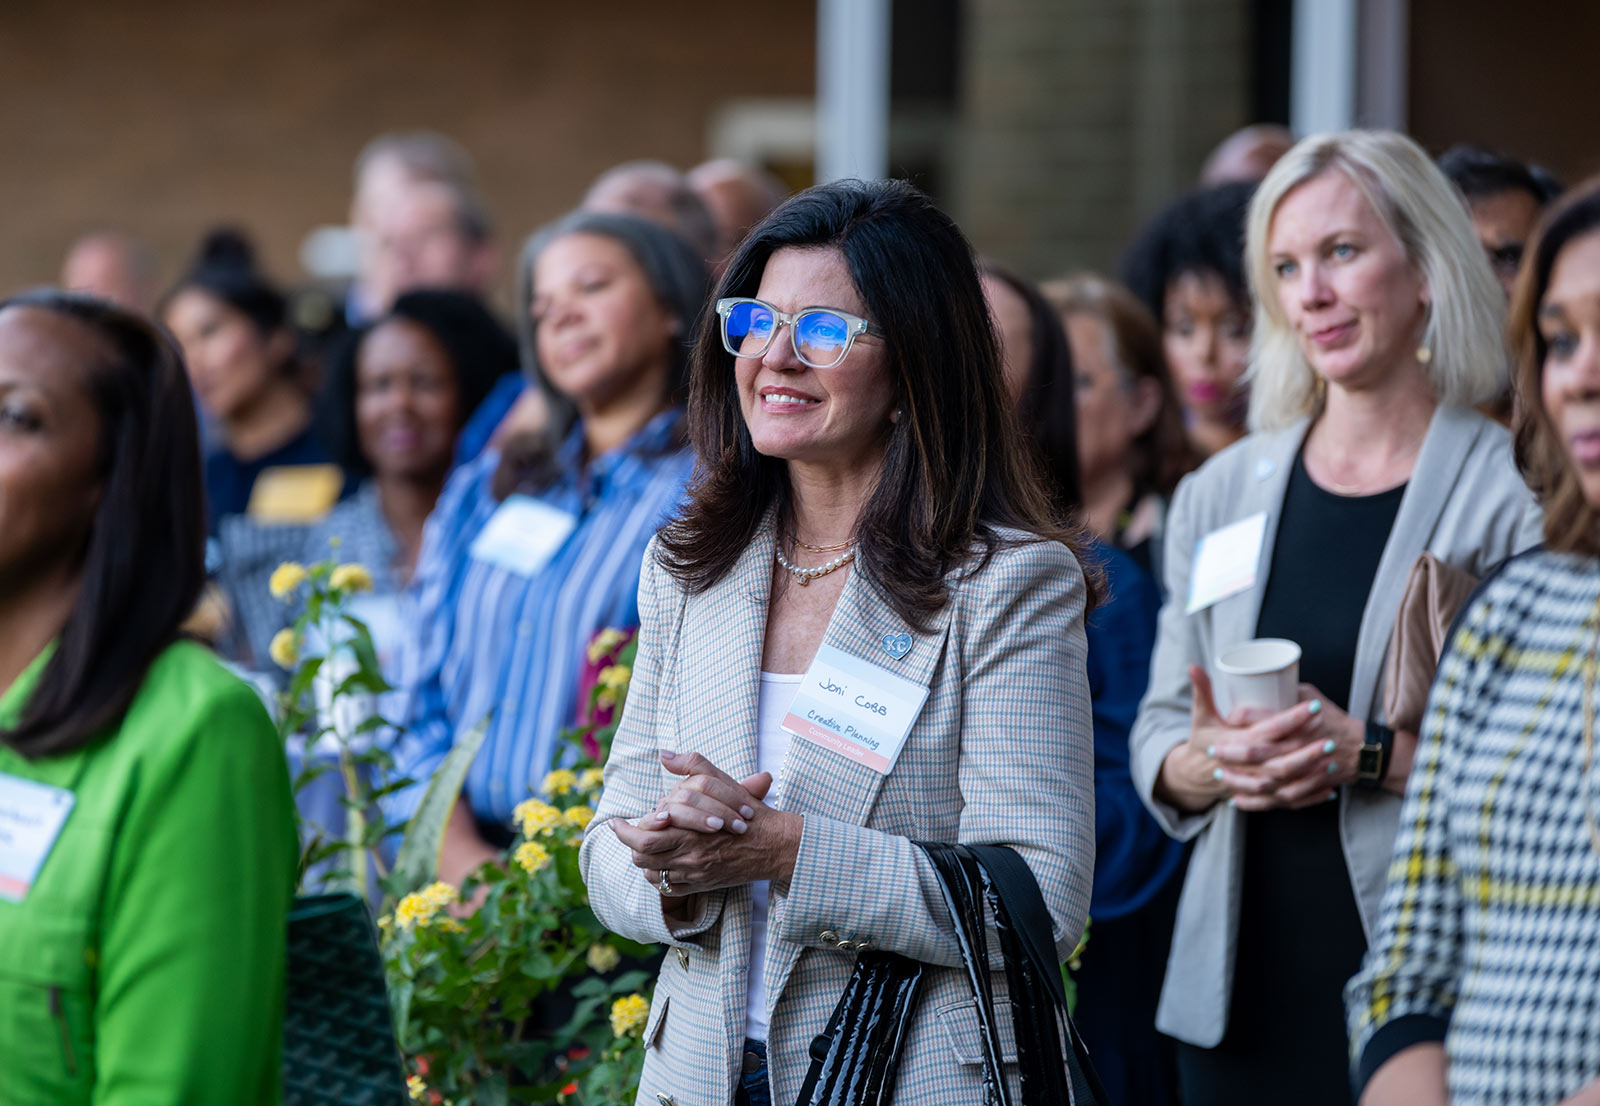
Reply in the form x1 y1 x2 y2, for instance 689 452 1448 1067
1254 458 1276 481
882 631 912 660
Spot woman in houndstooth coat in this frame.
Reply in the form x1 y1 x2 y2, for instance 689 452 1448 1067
579 179 1098 1106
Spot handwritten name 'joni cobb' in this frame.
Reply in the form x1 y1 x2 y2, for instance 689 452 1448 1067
812 676 888 717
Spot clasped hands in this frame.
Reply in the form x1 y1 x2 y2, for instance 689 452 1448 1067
1159 664 1364 813
610 751 803 900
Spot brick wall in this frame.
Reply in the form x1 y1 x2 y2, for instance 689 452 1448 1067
0 0 815 302
951 0 1251 280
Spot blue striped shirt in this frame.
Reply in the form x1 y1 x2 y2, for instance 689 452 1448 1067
389 409 694 826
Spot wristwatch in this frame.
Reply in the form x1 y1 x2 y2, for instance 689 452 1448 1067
1356 722 1394 789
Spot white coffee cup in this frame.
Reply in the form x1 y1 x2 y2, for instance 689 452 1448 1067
1215 638 1302 714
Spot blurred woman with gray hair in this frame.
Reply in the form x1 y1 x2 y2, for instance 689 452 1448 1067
1128 129 1542 1103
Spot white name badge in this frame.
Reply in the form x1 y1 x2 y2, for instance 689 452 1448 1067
468 495 578 578
1186 511 1268 614
782 644 930 775
0 774 75 902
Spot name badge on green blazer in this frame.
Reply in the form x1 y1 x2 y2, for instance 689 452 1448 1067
0 773 74 902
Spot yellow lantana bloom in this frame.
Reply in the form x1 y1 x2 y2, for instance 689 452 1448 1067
268 629 300 670
395 881 457 928
513 799 563 838
329 563 375 593
269 562 308 600
586 943 621 973
586 627 629 664
610 993 651 1037
578 767 606 794
513 840 551 874
564 806 594 830
542 769 578 796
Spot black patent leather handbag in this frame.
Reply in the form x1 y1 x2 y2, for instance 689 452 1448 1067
794 843 1104 1106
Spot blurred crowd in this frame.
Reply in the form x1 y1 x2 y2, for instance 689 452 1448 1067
9 115 1600 1106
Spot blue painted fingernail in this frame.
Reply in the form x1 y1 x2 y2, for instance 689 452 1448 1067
1206 744 1216 757
1212 767 1224 781
1327 790 1339 801
706 816 724 830
1308 700 1323 715
1327 762 1338 774
1227 798 1238 809
1323 739 1337 754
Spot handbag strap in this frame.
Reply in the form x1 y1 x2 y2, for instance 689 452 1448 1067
966 845 1106 1106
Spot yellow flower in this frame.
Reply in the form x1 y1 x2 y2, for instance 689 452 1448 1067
269 561 308 600
610 992 651 1037
395 881 458 928
578 767 605 794
268 628 300 669
513 840 551 874
598 664 632 693
329 562 375 593
541 769 578 796
564 805 595 830
407 1073 427 1101
586 943 621 973
513 799 563 838
435 917 467 935
376 913 393 935
587 626 629 664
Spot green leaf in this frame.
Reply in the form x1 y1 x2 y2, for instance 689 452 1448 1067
390 715 491 895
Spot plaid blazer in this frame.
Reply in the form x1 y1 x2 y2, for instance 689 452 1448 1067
580 517 1095 1106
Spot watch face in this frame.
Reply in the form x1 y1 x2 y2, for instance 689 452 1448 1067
1358 745 1382 779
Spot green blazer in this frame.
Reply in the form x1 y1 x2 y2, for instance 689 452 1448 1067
0 640 295 1105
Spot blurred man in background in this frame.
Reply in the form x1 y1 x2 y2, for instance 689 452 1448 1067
60 229 157 313
1438 144 1558 300
687 157 787 274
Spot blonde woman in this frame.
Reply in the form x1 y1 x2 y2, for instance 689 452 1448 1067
1128 130 1542 1104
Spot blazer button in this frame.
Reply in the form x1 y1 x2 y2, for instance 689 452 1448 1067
676 946 689 968
837 939 856 952
855 937 874 951
819 930 839 944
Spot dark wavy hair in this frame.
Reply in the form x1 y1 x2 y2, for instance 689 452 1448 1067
981 262 1084 513
1119 181 1256 324
657 179 1101 626
1512 176 1600 555
0 290 206 757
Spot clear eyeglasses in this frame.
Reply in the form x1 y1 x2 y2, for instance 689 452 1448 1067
715 297 885 369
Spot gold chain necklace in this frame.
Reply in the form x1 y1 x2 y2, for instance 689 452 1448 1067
793 535 856 553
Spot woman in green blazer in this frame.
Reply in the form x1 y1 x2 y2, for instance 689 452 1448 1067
0 290 296 1104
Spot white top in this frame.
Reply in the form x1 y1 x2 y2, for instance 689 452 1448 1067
745 671 800 1043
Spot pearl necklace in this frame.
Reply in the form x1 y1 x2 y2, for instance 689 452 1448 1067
775 542 857 586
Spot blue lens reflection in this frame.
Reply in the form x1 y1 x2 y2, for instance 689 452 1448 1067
725 301 775 354
795 311 850 365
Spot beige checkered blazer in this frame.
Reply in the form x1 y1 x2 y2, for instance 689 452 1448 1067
580 518 1095 1106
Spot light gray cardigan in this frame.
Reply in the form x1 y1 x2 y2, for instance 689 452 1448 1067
1128 404 1543 1047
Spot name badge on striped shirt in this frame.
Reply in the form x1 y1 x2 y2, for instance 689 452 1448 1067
469 495 578 578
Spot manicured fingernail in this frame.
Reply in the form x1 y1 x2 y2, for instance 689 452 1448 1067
1327 762 1338 774
706 816 724 830
1212 767 1224 781
1227 798 1237 809
1322 739 1337 754
740 805 755 820
1206 744 1216 757
659 749 678 759
652 810 669 822
731 819 748 834
1327 790 1339 801
1308 700 1323 715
